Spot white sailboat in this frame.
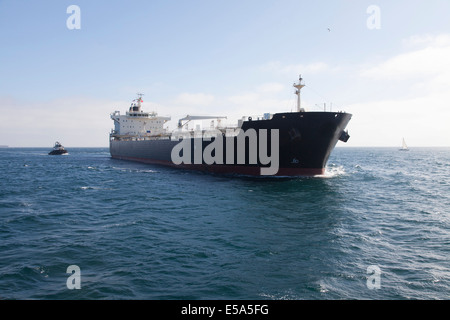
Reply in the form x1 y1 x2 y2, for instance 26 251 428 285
399 138 409 151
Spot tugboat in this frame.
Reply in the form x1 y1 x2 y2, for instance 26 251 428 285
48 141 68 155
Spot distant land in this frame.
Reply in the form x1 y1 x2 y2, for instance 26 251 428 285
0 145 8 148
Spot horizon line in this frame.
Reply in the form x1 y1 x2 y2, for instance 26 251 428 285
2 145 450 149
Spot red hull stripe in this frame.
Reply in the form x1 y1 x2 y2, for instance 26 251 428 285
111 155 325 177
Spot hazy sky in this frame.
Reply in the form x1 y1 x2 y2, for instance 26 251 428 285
1 0 449 147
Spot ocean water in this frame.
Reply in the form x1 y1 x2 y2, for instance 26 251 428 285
0 147 449 300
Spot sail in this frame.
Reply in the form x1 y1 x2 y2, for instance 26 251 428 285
400 138 409 151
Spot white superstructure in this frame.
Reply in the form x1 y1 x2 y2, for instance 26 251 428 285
110 94 171 140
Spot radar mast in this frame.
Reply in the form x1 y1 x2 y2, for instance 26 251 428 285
293 75 305 112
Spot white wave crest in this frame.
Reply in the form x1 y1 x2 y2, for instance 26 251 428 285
316 165 346 178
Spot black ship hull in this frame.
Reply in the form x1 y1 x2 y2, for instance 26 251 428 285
48 150 68 155
110 111 352 177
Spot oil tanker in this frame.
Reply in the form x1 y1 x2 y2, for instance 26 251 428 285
109 76 351 176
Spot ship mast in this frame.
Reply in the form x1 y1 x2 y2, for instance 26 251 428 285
293 75 305 112
136 93 144 111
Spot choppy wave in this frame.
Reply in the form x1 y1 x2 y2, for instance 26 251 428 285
318 164 346 178
0 147 449 299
